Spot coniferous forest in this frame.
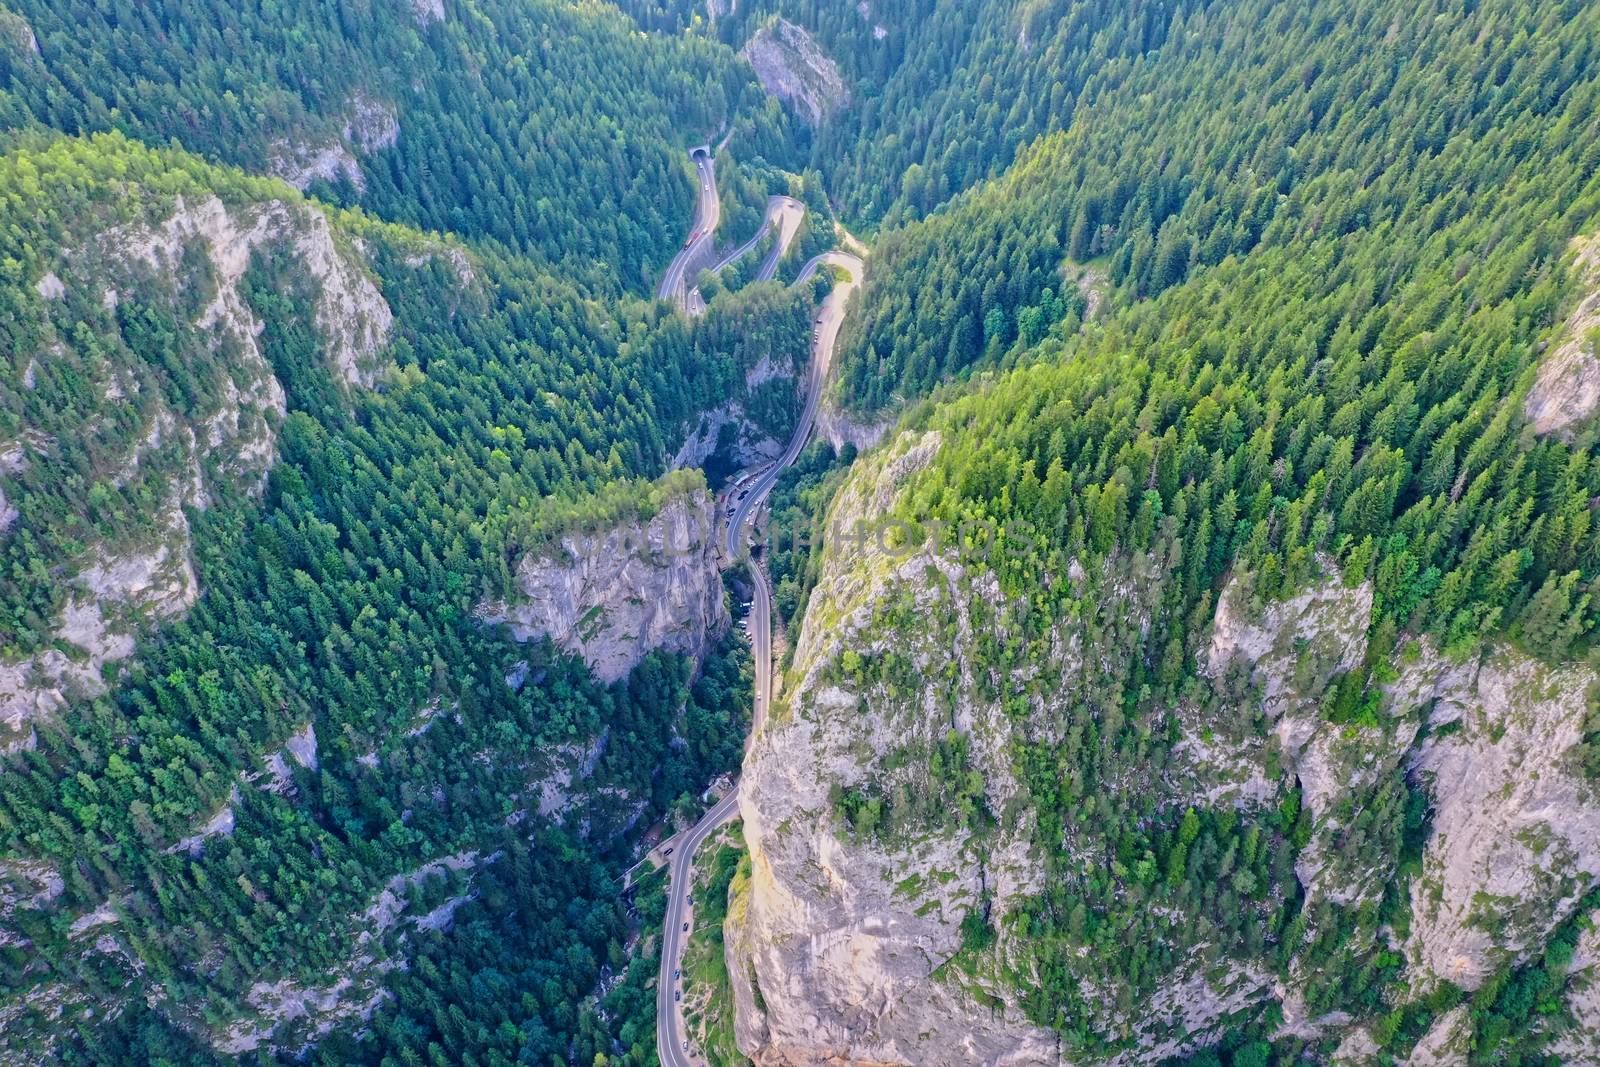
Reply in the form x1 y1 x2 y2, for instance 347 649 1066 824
6 0 1600 1064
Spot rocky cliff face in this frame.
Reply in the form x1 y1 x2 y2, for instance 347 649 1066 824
208 849 495 1056
814 394 891 454
0 193 392 749
0 5 36 56
741 19 848 126
409 0 445 26
674 400 787 470
1554 921 1600 1062
477 488 728 683
1525 233 1600 438
730 431 1064 1067
1400 646 1600 990
729 423 1600 1063
268 92 400 192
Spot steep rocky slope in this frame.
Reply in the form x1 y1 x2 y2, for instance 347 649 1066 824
1525 233 1600 439
267 91 400 192
729 422 1600 1064
729 431 1063 1066
741 18 849 126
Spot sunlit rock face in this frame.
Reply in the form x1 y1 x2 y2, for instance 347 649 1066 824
479 488 729 683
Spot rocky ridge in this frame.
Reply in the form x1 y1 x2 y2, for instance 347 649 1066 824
0 5 36 56
674 400 786 470
208 850 496 1055
741 19 849 127
268 92 400 192
1525 232 1600 438
730 431 1062 1066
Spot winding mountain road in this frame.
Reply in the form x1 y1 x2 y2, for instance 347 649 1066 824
722 252 863 560
652 149 864 1067
656 147 720 312
685 195 806 315
710 196 806 279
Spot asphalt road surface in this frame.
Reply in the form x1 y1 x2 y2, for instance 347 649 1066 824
656 147 720 311
687 195 806 315
723 252 864 560
653 247 865 1067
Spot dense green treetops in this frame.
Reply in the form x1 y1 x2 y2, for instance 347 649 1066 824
0 121 763 1060
5 0 1600 1061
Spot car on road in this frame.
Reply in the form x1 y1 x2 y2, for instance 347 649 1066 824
674 968 680 979
663 847 673 856
675 990 681 1002
682 921 690 932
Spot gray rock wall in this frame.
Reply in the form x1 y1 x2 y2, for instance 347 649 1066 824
478 488 729 683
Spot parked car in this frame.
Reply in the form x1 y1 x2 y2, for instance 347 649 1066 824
682 921 690 932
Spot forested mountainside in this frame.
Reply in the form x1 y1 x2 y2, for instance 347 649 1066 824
705 0 1195 225
830 0 1600 411
7 0 1600 1064
624 0 1206 225
0 0 849 1050
0 128 776 1062
0 0 797 294
701 0 1600 1064
0 1 816 1055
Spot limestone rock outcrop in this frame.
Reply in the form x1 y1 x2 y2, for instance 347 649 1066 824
741 19 848 126
729 422 1600 1063
1525 233 1600 438
0 193 392 747
1401 647 1600 990
730 431 1062 1066
268 92 400 193
478 488 728 683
